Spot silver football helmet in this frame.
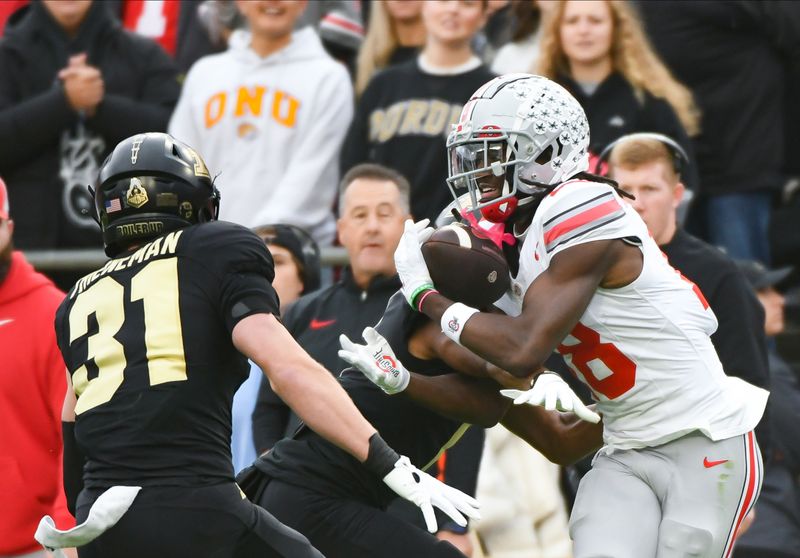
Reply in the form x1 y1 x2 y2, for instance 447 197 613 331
446 74 590 222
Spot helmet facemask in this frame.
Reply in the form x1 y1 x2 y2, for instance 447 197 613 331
446 74 592 223
447 128 551 223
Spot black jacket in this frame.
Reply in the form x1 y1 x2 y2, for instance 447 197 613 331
661 228 769 389
639 0 800 195
253 268 401 451
341 60 496 223
661 228 771 454
559 72 699 192
0 1 180 249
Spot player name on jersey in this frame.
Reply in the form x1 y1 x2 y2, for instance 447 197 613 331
70 230 184 299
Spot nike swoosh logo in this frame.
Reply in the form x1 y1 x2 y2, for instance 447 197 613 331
0 318 13 327
309 318 337 330
703 457 729 468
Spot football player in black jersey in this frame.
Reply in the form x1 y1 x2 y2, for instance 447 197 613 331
51 133 478 558
237 284 602 558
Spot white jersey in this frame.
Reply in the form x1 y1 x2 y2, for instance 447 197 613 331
495 180 768 450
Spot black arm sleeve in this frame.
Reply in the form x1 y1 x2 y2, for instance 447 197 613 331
62 421 85 516
252 374 292 455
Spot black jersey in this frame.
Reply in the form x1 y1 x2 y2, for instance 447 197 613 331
259 291 465 507
55 221 280 488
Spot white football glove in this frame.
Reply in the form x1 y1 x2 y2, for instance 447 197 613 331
383 456 481 533
500 372 601 423
338 327 409 394
394 219 436 308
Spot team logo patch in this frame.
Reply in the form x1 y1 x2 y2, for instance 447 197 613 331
447 317 460 334
126 178 149 208
374 351 400 378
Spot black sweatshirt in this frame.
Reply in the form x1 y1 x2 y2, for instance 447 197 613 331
341 59 496 223
661 228 771 453
559 72 699 192
253 268 401 451
639 0 800 195
0 1 180 249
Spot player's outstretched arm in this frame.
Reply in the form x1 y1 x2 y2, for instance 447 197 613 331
232 313 480 532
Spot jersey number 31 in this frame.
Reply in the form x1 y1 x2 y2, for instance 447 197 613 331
68 259 187 414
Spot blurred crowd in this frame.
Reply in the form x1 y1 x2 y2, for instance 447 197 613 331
1 1 799 557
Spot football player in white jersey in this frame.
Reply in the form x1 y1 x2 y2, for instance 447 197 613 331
381 74 769 558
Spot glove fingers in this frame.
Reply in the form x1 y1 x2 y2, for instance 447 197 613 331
420 501 438 533
337 349 356 365
339 334 356 352
430 494 468 528
438 485 481 514
544 389 558 411
418 227 435 243
574 402 602 424
557 390 574 412
363 327 385 346
362 327 378 344
500 389 523 400
413 219 431 233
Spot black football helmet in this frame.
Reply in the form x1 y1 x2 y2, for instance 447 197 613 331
94 133 220 256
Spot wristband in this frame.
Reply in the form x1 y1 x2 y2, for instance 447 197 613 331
416 288 439 312
440 302 479 345
410 283 435 309
363 433 401 478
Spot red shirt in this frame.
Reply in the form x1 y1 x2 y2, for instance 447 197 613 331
0 252 73 555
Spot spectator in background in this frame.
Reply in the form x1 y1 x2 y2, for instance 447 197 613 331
471 0 513 65
110 0 226 75
606 133 770 451
639 2 800 265
537 0 700 191
169 0 352 248
253 163 407 452
297 0 364 76
341 0 495 226
231 224 321 474
0 177 75 558
490 0 558 75
0 0 179 288
0 1 27 35
355 0 425 97
733 259 800 558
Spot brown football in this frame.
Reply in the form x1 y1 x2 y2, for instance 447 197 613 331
421 223 510 308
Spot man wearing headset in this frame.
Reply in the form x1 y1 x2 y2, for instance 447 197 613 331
603 133 770 404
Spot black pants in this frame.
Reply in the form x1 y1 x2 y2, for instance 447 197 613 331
75 482 323 558
257 478 466 558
